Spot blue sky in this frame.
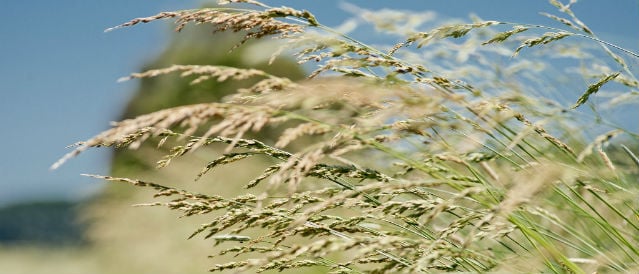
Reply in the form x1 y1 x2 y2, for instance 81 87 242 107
0 0 637 206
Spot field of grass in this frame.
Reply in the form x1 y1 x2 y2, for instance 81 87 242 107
40 0 639 273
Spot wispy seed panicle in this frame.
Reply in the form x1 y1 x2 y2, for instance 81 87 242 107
403 21 501 48
482 26 529 45
51 103 279 169
217 0 269 8
513 31 572 56
105 12 180 32
118 65 270 83
576 129 623 163
107 7 320 48
539 12 581 32
572 72 620 109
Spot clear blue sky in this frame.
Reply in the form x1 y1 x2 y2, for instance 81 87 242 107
0 0 637 206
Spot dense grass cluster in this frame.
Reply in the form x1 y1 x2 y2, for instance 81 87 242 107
55 0 639 273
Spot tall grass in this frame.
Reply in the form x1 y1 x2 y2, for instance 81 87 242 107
54 0 639 272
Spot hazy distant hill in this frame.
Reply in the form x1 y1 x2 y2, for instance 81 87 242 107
0 201 86 245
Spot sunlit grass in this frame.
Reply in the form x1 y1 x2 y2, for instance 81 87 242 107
51 0 639 272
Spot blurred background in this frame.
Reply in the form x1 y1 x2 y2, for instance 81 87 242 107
0 1 637 273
